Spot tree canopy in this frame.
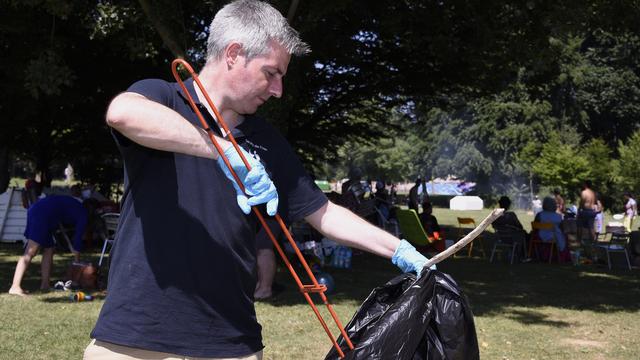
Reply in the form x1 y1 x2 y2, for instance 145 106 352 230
2 0 640 206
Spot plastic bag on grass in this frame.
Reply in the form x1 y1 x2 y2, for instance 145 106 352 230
325 269 479 360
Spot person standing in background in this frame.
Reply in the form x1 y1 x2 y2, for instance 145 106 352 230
594 195 604 235
64 163 75 185
9 185 87 296
408 178 429 213
623 192 637 232
532 195 542 217
553 189 565 217
577 181 597 242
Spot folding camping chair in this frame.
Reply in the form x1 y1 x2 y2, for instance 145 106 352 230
396 209 433 249
529 221 560 263
490 225 526 264
99 213 120 267
595 226 632 270
54 223 75 252
375 207 400 237
457 217 485 258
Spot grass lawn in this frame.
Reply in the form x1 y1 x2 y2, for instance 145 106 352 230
1 208 639 359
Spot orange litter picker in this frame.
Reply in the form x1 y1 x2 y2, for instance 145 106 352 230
171 59 354 358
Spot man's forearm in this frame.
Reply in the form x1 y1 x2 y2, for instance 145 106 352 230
305 201 400 258
106 92 230 158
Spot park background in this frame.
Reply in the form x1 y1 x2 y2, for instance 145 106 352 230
2 1 640 209
1 1 640 359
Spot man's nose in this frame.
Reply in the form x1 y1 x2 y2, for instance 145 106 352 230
269 77 283 98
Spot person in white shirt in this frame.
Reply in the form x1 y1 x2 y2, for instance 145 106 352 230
532 195 542 217
623 192 637 232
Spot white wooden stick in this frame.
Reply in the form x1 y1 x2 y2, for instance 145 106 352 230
424 208 504 268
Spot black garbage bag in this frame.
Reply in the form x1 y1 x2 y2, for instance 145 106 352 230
325 269 479 360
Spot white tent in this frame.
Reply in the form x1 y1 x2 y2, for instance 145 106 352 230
0 188 27 243
449 196 484 211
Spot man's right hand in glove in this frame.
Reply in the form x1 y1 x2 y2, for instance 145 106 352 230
217 145 279 216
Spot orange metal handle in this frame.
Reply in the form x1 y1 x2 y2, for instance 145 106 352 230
170 59 354 357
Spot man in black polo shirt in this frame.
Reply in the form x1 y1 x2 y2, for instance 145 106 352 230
84 1 432 359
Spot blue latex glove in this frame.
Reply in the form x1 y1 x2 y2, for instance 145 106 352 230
391 239 436 278
217 146 279 215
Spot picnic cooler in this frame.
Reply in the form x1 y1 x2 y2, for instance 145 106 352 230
325 270 479 360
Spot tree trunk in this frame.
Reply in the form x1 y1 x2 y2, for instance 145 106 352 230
137 0 186 59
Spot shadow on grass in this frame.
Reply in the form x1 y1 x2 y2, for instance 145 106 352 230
262 231 639 330
3 232 639 329
503 309 571 327
0 243 105 294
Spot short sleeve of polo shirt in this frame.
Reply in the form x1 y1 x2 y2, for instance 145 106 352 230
127 78 173 104
241 118 327 224
111 79 174 148
273 140 327 223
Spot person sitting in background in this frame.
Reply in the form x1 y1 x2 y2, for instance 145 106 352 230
9 185 88 296
623 192 637 232
493 196 528 254
494 196 524 231
420 202 444 252
340 168 366 211
373 180 391 221
389 183 397 205
534 197 568 258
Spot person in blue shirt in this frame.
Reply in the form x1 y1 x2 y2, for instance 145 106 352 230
8 185 87 296
534 197 567 252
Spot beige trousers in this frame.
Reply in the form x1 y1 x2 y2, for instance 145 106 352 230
83 339 263 360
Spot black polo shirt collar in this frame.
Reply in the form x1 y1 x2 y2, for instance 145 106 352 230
173 78 260 140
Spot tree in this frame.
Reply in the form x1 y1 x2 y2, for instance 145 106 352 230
0 0 173 194
532 135 591 200
411 75 560 195
581 138 615 205
334 136 417 183
616 130 640 196
551 32 640 147
3 0 640 198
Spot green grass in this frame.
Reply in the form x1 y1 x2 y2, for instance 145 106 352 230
1 208 639 359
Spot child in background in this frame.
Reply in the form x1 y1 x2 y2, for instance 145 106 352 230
420 202 445 252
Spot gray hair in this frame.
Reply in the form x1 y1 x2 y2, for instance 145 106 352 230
206 0 310 63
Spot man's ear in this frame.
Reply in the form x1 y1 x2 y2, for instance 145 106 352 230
225 42 243 67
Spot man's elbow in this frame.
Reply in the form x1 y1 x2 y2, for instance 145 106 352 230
105 92 141 130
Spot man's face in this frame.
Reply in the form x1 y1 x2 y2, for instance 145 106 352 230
228 40 291 114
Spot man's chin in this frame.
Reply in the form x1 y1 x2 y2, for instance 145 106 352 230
243 104 260 114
